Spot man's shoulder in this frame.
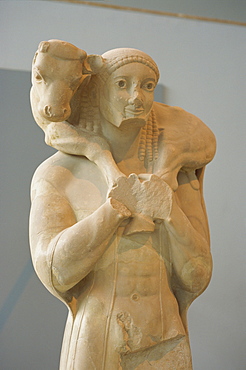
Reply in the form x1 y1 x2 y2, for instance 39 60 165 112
32 152 68 182
31 152 89 189
31 151 106 200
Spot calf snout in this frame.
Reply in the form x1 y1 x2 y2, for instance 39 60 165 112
42 104 71 122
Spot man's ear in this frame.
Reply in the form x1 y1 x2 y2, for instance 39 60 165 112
83 55 104 74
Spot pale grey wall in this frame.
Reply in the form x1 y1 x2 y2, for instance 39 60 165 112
1 1 245 369
100 0 246 23
1 0 246 72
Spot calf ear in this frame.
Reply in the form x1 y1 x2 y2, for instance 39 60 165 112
83 55 104 74
38 41 50 53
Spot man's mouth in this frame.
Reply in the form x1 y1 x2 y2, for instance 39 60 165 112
125 105 144 116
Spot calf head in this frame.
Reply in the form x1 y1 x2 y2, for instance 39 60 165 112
32 39 103 122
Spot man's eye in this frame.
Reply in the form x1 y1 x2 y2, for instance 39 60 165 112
144 82 155 91
117 80 126 88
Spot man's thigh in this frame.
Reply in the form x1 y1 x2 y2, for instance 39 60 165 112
120 337 192 370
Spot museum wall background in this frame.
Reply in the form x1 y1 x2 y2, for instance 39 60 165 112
1 1 245 369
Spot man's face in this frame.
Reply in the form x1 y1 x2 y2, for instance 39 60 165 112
99 63 157 127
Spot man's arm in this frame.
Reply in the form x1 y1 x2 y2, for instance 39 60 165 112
30 179 131 294
164 170 212 294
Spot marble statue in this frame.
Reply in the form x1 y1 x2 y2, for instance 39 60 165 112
29 40 216 369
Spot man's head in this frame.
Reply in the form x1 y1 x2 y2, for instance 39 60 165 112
97 48 159 127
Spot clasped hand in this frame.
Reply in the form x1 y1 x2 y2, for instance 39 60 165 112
108 174 173 234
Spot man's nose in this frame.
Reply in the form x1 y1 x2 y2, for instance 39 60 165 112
128 88 143 106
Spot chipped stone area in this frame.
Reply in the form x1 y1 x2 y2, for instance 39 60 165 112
117 311 143 353
120 335 191 370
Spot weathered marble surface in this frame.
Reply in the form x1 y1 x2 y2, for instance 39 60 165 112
29 40 216 369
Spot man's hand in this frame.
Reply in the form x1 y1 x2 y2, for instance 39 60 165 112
108 174 173 234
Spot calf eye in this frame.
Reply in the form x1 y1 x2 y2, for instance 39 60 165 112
34 71 43 82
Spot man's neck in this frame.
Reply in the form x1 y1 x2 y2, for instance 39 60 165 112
101 117 146 164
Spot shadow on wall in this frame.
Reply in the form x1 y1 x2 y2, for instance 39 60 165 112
0 260 34 333
154 84 166 104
